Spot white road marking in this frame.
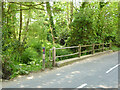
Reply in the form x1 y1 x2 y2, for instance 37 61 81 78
77 83 87 88
106 64 120 73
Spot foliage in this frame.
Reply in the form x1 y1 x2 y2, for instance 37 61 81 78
56 49 78 61
67 2 119 47
21 47 39 64
111 45 120 51
2 1 119 79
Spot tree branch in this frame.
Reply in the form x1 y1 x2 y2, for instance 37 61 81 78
9 2 44 7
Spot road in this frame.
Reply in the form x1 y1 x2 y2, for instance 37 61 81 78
2 51 119 88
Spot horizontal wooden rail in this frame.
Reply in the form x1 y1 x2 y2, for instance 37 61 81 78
49 43 111 66
94 48 103 51
104 43 110 45
95 43 102 46
56 52 79 58
104 47 110 49
81 50 93 53
56 46 79 50
81 45 92 47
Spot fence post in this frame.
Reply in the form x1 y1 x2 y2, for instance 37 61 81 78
42 47 45 69
52 47 56 67
102 43 104 52
78 44 81 57
92 43 95 54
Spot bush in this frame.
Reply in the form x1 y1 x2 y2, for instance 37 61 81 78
56 48 78 61
27 38 42 54
111 45 120 51
2 55 12 79
21 47 39 64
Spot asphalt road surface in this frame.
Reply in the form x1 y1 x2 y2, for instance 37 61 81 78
2 51 119 88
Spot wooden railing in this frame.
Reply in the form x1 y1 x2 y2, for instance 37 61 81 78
49 43 111 66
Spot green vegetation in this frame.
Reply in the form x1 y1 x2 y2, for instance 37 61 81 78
1 1 119 79
111 45 120 51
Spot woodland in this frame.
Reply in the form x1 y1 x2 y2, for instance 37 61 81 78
1 1 120 79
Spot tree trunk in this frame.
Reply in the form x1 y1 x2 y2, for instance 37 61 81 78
46 2 55 44
2 2 4 26
23 10 30 43
7 3 11 38
67 2 69 24
7 3 10 27
25 9 30 32
26 18 29 32
81 1 89 9
70 1 73 24
19 3 22 42
11 3 16 39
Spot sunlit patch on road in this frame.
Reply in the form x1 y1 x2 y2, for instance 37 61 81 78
71 71 80 74
56 73 61 76
98 85 112 88
27 76 34 80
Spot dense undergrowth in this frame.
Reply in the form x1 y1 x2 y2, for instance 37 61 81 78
2 2 120 79
2 41 119 79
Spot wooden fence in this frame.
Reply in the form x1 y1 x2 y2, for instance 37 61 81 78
49 43 111 66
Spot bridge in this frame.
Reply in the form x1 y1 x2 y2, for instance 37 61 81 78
49 43 112 67
2 43 119 89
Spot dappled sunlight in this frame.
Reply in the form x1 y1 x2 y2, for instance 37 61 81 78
90 70 95 72
98 85 112 88
37 86 42 88
17 82 20 84
65 74 74 79
20 85 25 88
56 78 65 84
71 71 80 74
38 76 42 78
86 59 90 60
20 84 29 88
13 80 17 82
42 83 47 86
18 75 22 78
27 76 34 80
50 81 54 84
41 81 55 86
68 81 72 83
56 73 61 76
75 62 80 64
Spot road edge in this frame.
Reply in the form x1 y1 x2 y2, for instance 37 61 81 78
56 50 113 67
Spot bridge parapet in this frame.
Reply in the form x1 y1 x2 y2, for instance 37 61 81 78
49 43 111 67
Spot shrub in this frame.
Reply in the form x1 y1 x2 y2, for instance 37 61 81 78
27 38 42 54
21 47 39 64
56 49 78 61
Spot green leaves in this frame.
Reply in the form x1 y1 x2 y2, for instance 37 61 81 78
2 1 119 79
67 2 118 46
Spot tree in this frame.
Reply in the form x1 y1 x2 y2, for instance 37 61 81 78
70 1 73 23
67 2 70 25
46 2 56 44
19 3 22 42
